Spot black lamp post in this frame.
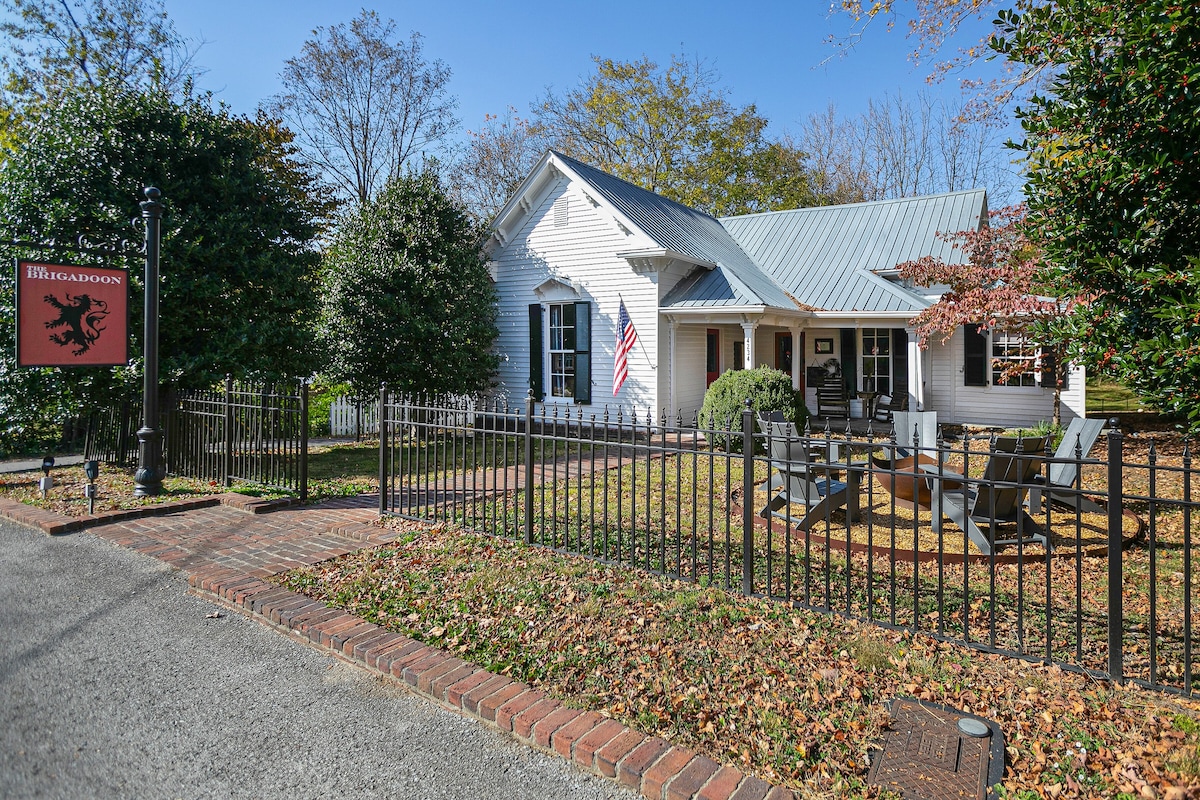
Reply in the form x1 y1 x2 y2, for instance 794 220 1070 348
134 187 164 497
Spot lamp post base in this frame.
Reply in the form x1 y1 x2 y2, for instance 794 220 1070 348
134 425 163 497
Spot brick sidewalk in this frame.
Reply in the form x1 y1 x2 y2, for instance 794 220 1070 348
0 494 793 800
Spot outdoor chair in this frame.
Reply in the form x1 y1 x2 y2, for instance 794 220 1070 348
871 392 908 423
1028 417 1107 514
921 435 1049 555
870 411 940 510
816 383 852 419
758 421 860 531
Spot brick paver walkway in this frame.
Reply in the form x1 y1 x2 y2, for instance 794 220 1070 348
0 492 793 800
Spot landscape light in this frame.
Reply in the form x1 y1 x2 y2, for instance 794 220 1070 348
83 460 100 514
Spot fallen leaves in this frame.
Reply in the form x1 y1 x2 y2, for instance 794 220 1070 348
274 519 1200 798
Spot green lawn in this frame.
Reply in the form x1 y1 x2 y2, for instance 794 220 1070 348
1086 377 1150 413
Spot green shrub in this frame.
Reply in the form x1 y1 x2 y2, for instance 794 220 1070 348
698 367 807 452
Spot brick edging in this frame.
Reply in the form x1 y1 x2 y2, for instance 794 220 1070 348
0 495 223 535
0 492 301 536
188 568 793 800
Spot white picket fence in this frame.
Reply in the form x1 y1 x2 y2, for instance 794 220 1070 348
329 396 379 437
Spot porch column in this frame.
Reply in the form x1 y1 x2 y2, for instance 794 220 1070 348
790 326 803 390
741 322 757 369
668 318 678 412
906 327 925 411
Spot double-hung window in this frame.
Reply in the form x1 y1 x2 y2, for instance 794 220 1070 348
861 327 892 394
529 301 591 403
991 331 1038 387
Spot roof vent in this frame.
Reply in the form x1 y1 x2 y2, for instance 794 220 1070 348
553 197 568 227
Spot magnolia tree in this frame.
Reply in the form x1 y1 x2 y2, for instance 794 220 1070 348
898 205 1084 426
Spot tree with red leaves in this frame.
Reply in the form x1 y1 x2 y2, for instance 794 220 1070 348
898 205 1085 427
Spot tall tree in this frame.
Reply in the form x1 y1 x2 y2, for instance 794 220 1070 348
897 205 1081 426
0 0 201 100
272 10 457 206
320 169 499 398
534 54 814 217
799 92 1020 204
0 86 333 453
996 1 1200 425
446 106 547 223
829 0 1052 120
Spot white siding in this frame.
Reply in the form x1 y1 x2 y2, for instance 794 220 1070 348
924 329 1086 427
490 178 659 415
668 324 716 417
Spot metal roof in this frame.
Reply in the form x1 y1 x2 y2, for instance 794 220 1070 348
718 189 988 313
552 152 797 309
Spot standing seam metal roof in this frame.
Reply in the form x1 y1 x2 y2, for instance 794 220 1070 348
551 152 797 309
549 152 986 314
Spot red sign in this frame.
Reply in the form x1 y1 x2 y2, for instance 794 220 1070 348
16 260 129 367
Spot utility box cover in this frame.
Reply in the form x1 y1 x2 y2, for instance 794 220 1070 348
868 697 1005 800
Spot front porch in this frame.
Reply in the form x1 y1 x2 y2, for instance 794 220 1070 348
663 313 928 421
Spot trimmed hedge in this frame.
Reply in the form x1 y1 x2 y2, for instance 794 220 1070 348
698 367 808 452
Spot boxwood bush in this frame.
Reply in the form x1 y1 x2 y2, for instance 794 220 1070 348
698 367 808 452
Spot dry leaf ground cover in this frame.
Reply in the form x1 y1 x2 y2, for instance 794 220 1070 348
276 519 1200 799
0 441 380 515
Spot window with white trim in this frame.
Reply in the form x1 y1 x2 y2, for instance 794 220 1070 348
861 328 892 394
549 303 576 398
991 331 1038 387
529 301 591 403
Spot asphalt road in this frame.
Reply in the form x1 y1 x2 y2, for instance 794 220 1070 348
0 520 638 800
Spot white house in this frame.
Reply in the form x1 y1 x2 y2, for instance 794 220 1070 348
484 150 1085 428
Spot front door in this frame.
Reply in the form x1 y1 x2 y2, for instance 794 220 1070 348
706 329 719 386
775 332 792 377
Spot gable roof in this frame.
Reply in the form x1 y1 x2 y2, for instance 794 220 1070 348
718 189 988 313
489 151 988 315
549 152 798 310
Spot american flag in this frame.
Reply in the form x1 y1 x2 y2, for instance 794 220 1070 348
613 299 638 395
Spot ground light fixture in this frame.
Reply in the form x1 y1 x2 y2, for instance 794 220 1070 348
39 455 55 497
83 460 100 514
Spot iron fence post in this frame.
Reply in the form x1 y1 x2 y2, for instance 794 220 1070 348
223 374 234 487
378 384 388 515
1107 419 1124 682
742 399 754 595
299 378 309 504
525 390 535 545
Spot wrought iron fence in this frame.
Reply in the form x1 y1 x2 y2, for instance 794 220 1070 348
86 377 308 499
85 398 140 467
380 392 1200 697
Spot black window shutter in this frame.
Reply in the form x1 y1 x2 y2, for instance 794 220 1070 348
891 328 909 396
573 301 591 403
528 303 543 400
963 324 988 387
1042 349 1068 391
839 328 857 393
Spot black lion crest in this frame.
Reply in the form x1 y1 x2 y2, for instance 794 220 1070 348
44 293 110 356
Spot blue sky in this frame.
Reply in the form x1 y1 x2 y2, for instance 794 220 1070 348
165 0 1001 143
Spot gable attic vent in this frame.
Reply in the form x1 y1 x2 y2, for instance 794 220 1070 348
553 197 569 227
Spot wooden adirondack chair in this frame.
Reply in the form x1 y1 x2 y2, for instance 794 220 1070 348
1028 417 1107 514
922 436 1049 555
758 421 859 531
816 383 851 419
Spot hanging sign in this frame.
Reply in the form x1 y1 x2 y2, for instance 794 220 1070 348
16 260 129 367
